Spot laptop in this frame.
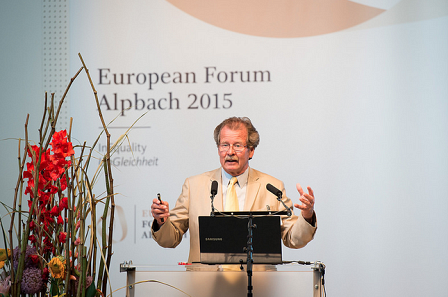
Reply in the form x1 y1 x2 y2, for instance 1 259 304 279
199 214 282 264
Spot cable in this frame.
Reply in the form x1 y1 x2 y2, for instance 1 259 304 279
107 279 192 297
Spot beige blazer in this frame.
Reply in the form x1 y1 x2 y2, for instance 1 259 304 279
152 167 317 264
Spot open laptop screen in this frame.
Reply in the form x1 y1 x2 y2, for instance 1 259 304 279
199 215 282 264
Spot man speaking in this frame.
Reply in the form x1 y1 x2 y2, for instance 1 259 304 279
151 117 317 269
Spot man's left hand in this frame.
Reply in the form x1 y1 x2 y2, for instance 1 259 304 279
294 183 315 220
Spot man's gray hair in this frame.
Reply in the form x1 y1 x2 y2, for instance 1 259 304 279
213 117 260 149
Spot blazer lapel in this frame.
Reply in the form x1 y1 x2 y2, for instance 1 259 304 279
244 168 260 210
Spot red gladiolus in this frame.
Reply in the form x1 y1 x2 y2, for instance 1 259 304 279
40 209 55 229
59 197 68 211
38 192 51 207
23 130 75 253
58 232 67 243
43 236 54 253
59 175 68 191
29 234 37 243
50 205 59 217
50 130 75 159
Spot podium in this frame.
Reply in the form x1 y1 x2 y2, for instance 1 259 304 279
120 262 325 297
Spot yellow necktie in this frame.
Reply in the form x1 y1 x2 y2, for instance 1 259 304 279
225 177 239 211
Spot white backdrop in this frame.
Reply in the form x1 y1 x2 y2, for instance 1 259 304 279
1 0 447 296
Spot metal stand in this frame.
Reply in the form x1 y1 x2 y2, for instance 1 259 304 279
120 261 135 297
245 215 256 297
312 261 326 297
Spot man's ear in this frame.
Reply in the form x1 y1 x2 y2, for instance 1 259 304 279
248 148 255 160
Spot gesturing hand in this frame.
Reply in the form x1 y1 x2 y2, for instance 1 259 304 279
294 183 315 220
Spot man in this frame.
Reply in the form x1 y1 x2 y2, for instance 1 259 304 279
151 117 317 268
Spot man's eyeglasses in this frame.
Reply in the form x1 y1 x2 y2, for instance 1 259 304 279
218 143 247 153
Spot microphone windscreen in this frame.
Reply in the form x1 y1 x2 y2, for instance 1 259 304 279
211 180 218 195
266 183 282 197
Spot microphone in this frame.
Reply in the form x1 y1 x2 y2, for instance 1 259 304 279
266 183 292 217
210 180 218 216
210 180 218 196
266 183 282 198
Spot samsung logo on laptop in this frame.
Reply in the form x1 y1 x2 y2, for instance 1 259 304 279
205 237 223 241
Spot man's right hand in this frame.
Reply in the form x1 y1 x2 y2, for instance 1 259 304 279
151 198 170 226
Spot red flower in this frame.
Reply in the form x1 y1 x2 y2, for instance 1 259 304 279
38 191 51 207
27 200 34 211
26 145 40 159
58 232 67 243
42 267 50 282
29 254 39 264
23 131 75 247
50 130 68 144
29 234 37 243
23 169 34 181
39 209 55 231
47 158 69 181
59 197 68 211
50 205 59 217
59 175 68 191
43 236 54 253
50 130 75 158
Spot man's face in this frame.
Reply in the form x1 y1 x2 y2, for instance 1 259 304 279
218 125 255 176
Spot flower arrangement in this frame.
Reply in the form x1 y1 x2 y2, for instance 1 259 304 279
0 54 131 297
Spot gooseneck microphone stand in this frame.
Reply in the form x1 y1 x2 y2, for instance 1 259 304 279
266 184 292 216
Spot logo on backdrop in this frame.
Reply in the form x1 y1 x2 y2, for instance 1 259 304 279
165 0 448 38
166 0 387 37
97 205 128 243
